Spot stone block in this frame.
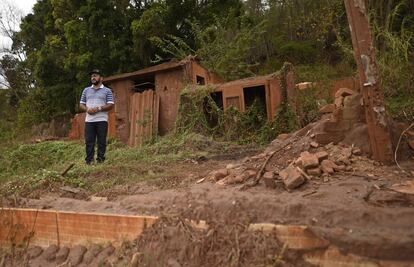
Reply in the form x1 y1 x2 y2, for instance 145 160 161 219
300 152 319 169
335 88 355 98
321 160 336 174
280 165 305 190
315 151 329 162
307 167 321 176
310 142 319 148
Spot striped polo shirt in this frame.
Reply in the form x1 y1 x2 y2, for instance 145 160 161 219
80 84 114 122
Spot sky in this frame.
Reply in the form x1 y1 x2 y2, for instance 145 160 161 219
11 0 37 15
0 0 38 49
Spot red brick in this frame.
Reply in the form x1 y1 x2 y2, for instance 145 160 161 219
315 151 329 162
307 167 321 176
310 142 319 148
280 165 305 190
300 152 319 169
321 160 337 174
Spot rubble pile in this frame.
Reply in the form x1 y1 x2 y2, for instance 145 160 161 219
207 139 363 191
203 86 414 191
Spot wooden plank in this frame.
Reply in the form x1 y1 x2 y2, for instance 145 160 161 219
344 0 393 163
153 92 160 138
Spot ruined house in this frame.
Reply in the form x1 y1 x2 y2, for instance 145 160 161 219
69 59 296 146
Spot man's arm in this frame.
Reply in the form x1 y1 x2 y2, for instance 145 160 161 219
99 103 114 112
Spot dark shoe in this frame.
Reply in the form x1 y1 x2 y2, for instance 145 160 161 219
86 161 92 165
96 159 105 164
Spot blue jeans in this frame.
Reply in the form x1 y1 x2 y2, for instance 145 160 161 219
85 121 108 163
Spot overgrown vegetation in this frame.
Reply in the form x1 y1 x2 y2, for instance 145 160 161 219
0 0 413 197
0 131 254 197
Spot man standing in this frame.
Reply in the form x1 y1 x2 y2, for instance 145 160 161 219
79 69 114 164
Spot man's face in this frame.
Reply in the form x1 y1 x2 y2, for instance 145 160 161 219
91 73 102 85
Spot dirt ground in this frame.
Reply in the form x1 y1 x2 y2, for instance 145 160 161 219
2 120 414 266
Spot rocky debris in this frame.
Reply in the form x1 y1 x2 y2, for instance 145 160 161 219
279 165 305 190
315 151 329 162
300 151 319 169
409 140 414 150
310 141 319 148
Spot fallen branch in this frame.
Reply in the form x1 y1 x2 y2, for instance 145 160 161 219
239 138 297 191
296 167 311 180
240 151 275 191
61 163 75 177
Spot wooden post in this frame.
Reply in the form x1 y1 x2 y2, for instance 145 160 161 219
344 0 393 163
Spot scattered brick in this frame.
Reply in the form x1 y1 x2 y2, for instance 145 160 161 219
280 165 305 190
300 151 319 169
42 244 59 261
335 87 355 98
310 141 319 148
321 160 336 174
315 151 329 162
307 167 321 176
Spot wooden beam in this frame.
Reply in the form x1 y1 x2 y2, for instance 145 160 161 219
344 0 393 163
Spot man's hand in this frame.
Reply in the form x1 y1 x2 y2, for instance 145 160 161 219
87 107 99 114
